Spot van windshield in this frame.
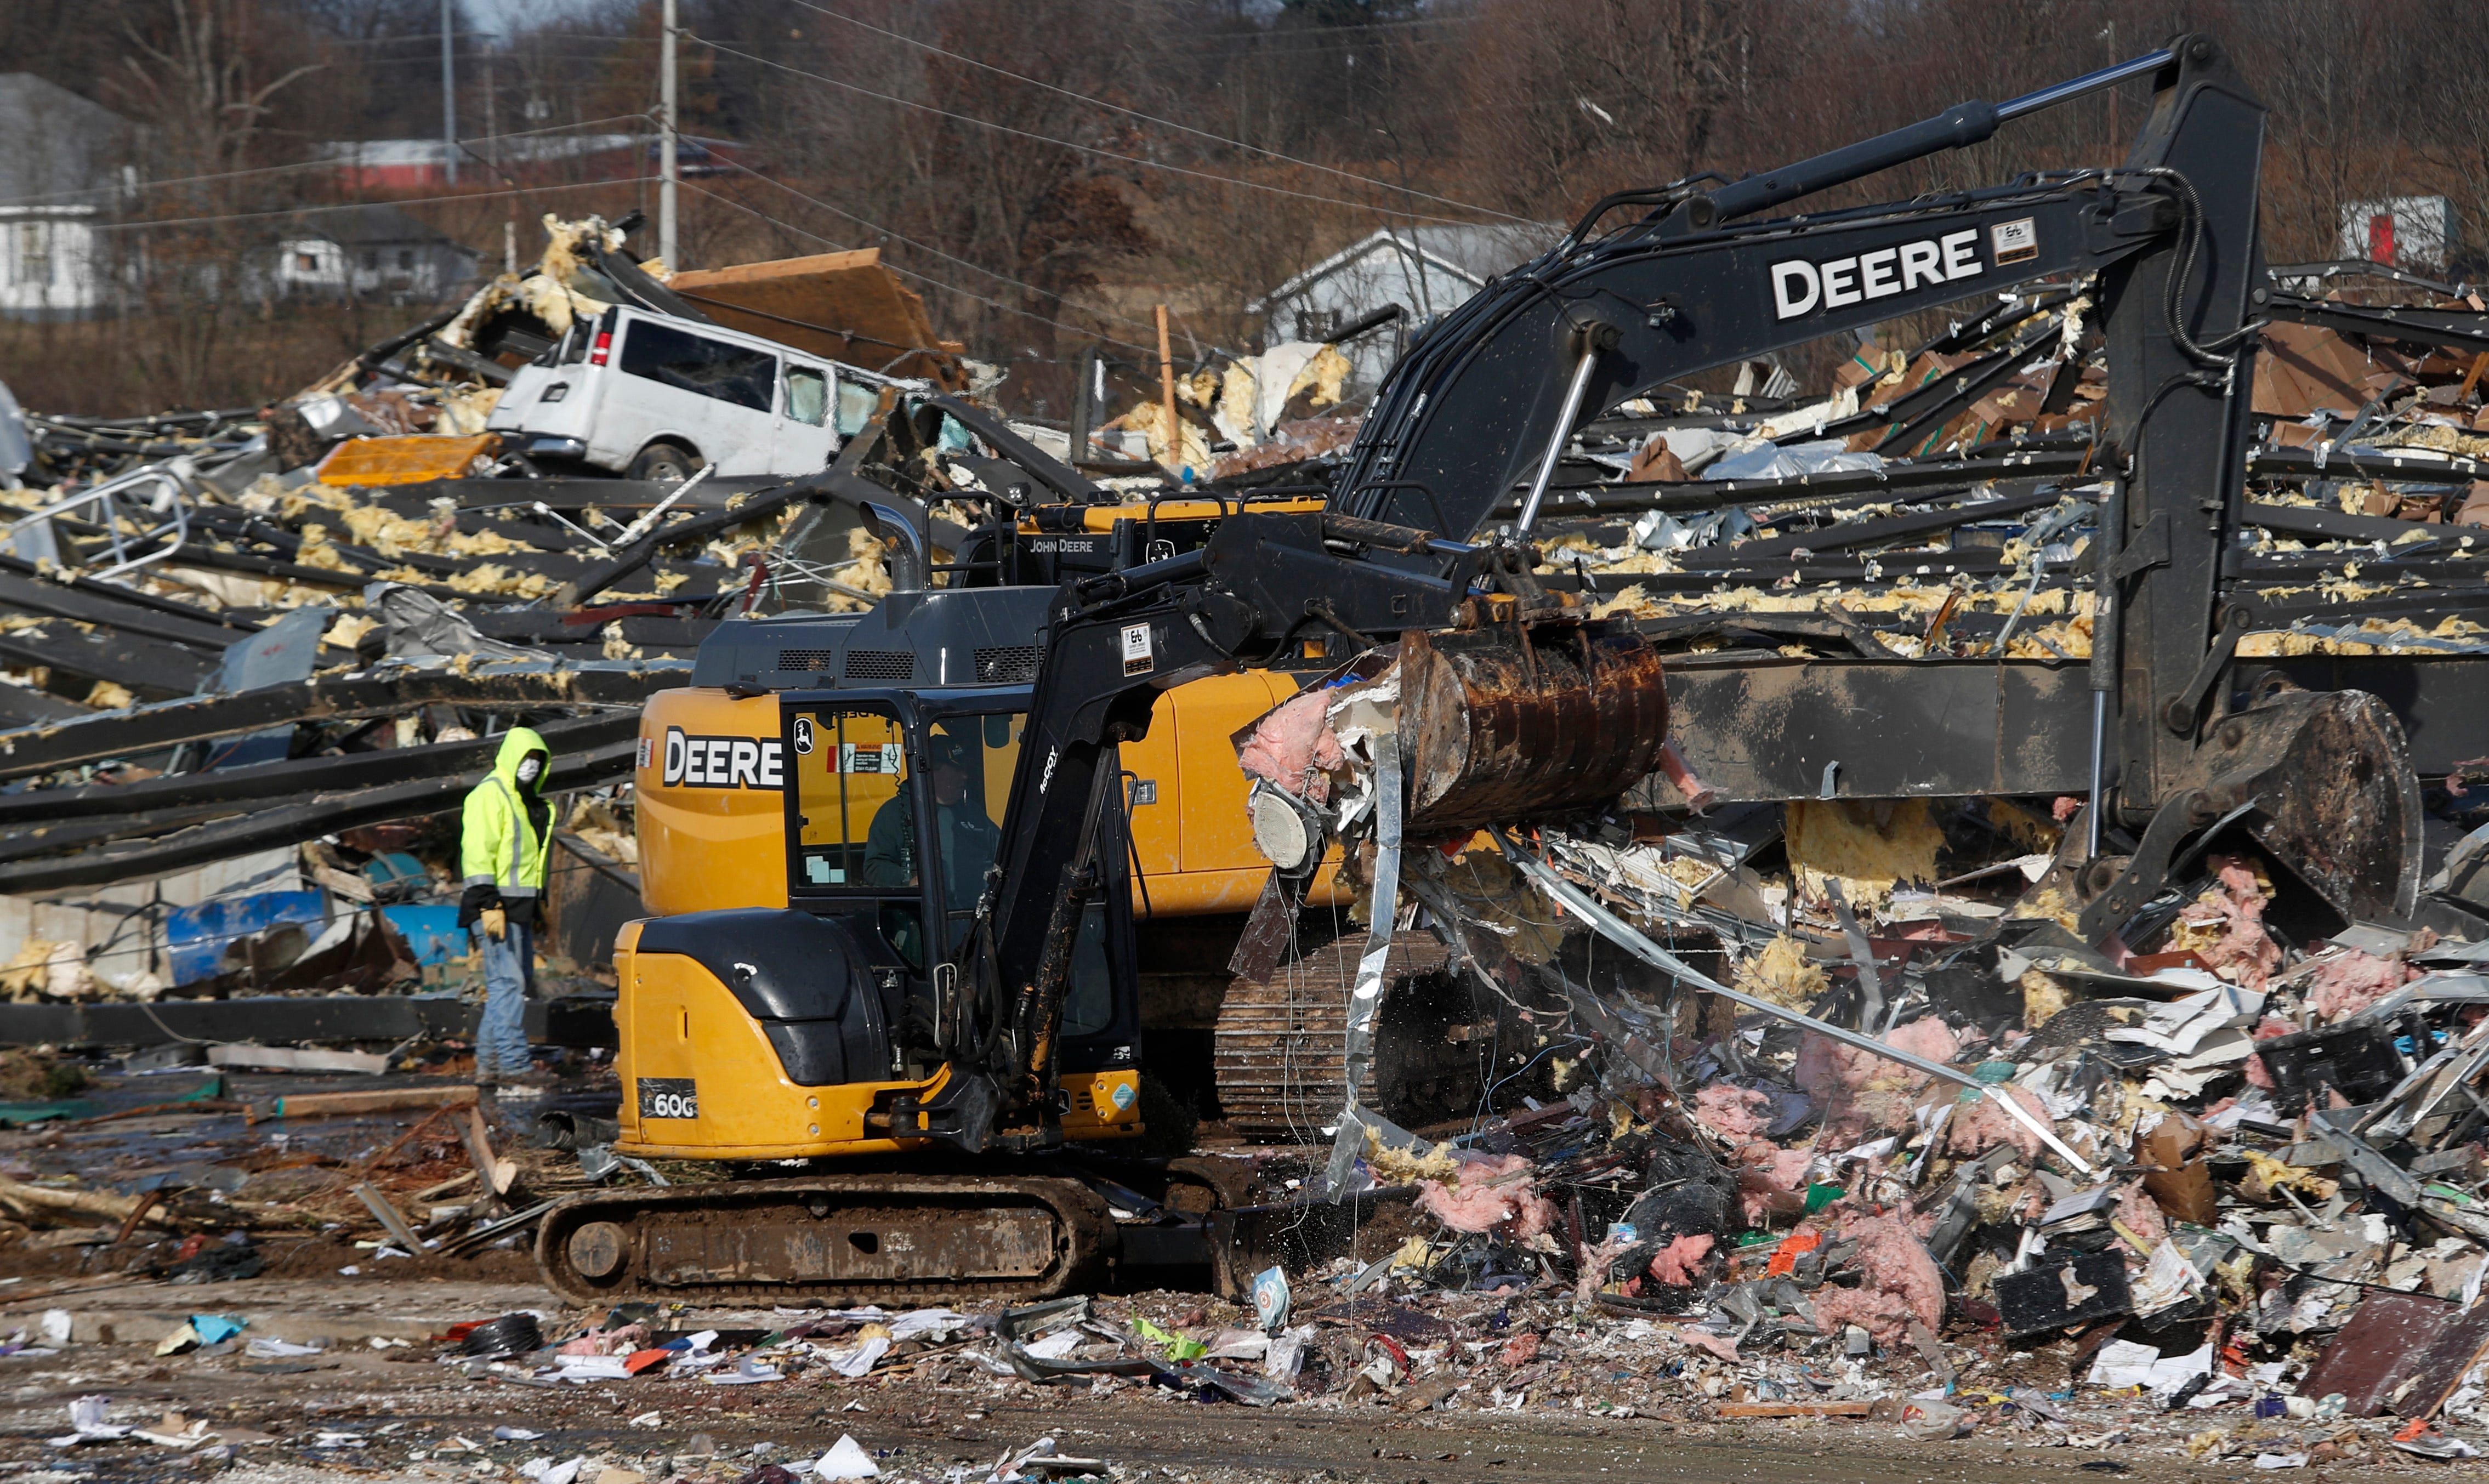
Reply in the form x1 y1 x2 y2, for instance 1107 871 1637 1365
620 319 777 412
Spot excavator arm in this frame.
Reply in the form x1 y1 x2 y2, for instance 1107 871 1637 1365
919 514 1487 1148
1326 37 2275 842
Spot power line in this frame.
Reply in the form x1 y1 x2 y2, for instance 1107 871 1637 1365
89 175 657 235
680 32 1491 228
777 0 1527 224
678 179 1168 361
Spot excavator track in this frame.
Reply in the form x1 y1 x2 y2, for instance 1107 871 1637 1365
1212 931 1496 1141
535 1174 1116 1307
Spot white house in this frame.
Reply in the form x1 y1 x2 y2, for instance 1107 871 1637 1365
1251 223 1560 396
257 204 479 305
0 75 134 321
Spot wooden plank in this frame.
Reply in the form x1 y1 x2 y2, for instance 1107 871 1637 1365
247 1085 476 1124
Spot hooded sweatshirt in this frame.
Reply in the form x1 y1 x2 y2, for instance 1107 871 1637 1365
459 726 553 927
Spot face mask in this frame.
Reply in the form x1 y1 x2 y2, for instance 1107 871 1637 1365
515 756 545 787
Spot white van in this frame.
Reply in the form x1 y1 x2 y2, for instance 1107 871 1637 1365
487 305 912 480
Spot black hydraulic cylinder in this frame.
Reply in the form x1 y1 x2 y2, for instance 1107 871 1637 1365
1698 48 2176 225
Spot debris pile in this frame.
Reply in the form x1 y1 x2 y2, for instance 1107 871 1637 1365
1202 622 2489 1460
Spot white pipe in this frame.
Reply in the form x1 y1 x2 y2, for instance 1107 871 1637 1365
613 463 713 547
1513 347 1600 539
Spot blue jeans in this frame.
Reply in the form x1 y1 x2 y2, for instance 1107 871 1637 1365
475 920 536 1080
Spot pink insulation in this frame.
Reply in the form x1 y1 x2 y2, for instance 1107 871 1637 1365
1694 1084 1774 1141
2242 1015 2297 1089
1944 1085 2050 1162
1574 1232 1633 1309
1736 1140 1814 1225
1235 689 1345 804
1417 1151 1557 1239
1803 1210 1945 1346
2179 854 2282 989
1795 1017 1962 1145
559 1323 649 1357
2115 1181 2169 1247
1658 739 1717 813
1647 1233 1716 1286
2306 947 2411 1022
1681 1328 1744 1364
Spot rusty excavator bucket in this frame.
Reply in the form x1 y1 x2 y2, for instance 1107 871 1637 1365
1395 622 1673 837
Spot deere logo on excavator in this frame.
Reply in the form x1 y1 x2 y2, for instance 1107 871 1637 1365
1770 227 1987 321
659 726 785 789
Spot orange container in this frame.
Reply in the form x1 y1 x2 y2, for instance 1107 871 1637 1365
315 433 499 486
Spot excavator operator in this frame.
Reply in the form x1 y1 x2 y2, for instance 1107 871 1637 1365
862 727 1002 957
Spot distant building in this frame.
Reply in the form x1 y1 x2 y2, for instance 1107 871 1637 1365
0 74 135 321
316 133 747 192
2339 196 2459 274
1250 223 1559 395
255 204 479 305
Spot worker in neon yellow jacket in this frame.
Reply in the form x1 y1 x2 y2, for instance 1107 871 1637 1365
459 726 552 1086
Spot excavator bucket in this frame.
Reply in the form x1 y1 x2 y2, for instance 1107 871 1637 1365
1396 623 1673 835
2185 685 2423 925
2079 684 2423 942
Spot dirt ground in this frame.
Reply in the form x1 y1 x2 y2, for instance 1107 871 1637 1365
0 1270 2438 1484
0 1070 2460 1483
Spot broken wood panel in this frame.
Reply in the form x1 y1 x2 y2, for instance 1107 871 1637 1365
0 621 217 693
0 566 251 649
0 684 90 727
0 713 634 824
0 663 681 781
2299 1291 2453 1417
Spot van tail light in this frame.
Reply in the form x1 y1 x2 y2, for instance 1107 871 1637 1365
589 329 612 367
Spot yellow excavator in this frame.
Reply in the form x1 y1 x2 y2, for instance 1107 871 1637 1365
547 35 2435 1306
628 405 1465 1139
541 509 1664 1303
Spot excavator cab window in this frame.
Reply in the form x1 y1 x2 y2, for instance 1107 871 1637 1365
789 706 912 889
920 713 1022 958
786 702 1027 976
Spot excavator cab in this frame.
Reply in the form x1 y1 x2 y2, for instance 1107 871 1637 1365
780 692 1141 1112
606 689 1143 1166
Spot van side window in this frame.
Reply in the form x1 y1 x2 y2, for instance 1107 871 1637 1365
835 380 880 437
785 367 828 427
619 320 777 412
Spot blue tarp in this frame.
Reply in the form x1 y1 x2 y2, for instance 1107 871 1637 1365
382 905 467 966
164 891 328 987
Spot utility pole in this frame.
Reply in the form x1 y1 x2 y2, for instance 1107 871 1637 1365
660 0 679 268
440 0 457 185
1155 305 1178 471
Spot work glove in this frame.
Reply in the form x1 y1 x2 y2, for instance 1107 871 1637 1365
480 906 508 941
